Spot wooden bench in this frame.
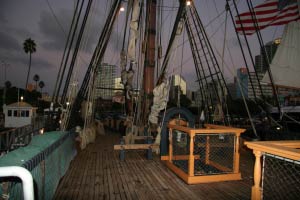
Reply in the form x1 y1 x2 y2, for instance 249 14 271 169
114 139 159 161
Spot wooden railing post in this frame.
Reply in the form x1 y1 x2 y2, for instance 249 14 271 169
188 133 195 176
205 135 210 165
252 150 262 200
234 134 240 173
169 128 173 162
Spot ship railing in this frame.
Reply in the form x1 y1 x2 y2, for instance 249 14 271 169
245 141 300 200
166 123 245 184
0 130 77 200
0 116 45 154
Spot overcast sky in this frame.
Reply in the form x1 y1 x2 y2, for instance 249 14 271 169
0 0 284 94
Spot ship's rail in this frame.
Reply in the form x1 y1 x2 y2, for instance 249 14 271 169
245 141 300 200
0 116 45 154
166 123 245 184
0 130 76 200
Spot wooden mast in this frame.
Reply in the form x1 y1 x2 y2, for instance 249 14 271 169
142 0 157 124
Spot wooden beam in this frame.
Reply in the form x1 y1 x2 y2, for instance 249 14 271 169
167 124 245 136
114 144 159 150
245 141 300 161
122 136 153 140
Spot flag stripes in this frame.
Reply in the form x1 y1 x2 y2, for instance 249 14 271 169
235 0 300 35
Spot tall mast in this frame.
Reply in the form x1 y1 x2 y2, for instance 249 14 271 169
143 0 157 123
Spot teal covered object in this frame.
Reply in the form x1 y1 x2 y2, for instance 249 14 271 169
0 145 41 167
0 130 76 200
30 131 67 148
0 131 68 167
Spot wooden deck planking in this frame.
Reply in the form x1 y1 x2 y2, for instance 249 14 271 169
54 133 253 200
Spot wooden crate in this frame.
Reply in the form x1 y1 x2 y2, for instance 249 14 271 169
164 123 245 184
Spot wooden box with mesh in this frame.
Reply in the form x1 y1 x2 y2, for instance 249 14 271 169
165 124 245 184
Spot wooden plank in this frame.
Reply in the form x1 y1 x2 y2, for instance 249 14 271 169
109 152 122 199
54 134 252 200
122 135 153 140
114 144 159 150
110 153 126 200
149 155 199 200
98 150 105 199
93 143 102 200
78 149 92 200
133 153 173 199
122 152 145 199
114 155 134 200
145 161 183 199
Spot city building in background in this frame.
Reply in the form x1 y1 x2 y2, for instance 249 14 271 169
255 38 281 73
247 72 273 100
227 82 237 99
236 68 248 99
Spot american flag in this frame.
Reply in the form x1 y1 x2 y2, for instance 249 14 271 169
235 0 300 35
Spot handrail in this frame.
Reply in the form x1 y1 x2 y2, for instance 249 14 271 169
245 140 300 200
245 141 300 161
0 166 34 200
168 123 245 137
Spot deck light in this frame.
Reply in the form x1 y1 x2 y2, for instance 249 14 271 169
40 128 44 135
20 96 24 102
120 6 125 12
186 0 191 6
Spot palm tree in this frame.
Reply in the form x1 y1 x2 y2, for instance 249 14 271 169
23 38 36 89
4 80 12 89
33 74 40 90
39 81 45 93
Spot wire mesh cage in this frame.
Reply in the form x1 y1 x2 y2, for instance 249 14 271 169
172 130 190 174
166 123 245 184
193 133 235 175
262 154 300 200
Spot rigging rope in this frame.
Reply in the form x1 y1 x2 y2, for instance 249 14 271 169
177 27 185 108
52 0 81 103
61 0 94 104
55 0 86 103
246 0 281 115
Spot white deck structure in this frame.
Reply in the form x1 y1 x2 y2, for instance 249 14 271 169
2 102 37 128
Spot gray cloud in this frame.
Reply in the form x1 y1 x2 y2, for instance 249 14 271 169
38 10 69 51
10 27 36 39
34 58 54 69
0 48 54 71
0 31 21 51
16 56 54 70
0 12 8 24
38 9 102 54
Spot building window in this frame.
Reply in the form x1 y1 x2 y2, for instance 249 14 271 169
13 110 18 117
21 110 26 117
8 110 12 117
26 110 29 117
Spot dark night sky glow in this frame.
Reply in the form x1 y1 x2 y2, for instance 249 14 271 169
0 0 284 94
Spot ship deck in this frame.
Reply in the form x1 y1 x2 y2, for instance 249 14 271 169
54 132 254 200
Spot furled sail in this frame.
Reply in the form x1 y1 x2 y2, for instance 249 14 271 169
128 0 140 61
262 21 300 89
